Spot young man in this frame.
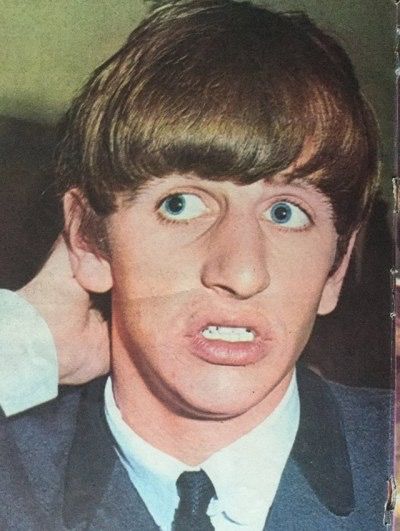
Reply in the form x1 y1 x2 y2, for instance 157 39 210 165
0 1 392 529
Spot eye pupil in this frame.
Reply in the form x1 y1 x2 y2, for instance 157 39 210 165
271 203 292 223
165 195 185 214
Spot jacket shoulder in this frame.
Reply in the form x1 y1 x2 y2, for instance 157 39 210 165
0 386 82 517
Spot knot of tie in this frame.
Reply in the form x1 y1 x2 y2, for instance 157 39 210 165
173 470 216 531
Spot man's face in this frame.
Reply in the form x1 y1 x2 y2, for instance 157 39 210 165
88 173 347 420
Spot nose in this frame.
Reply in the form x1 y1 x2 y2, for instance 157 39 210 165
200 214 270 300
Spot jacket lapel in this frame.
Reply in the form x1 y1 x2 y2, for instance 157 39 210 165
62 377 158 530
291 366 355 514
265 366 355 528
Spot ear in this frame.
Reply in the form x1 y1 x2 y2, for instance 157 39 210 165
317 232 357 316
63 190 113 293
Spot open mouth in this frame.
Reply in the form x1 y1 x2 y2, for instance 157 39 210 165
201 325 255 342
187 319 267 366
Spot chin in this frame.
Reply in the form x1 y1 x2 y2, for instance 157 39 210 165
172 394 262 421
161 368 280 421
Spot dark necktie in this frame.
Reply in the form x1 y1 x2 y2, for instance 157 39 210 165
172 470 216 531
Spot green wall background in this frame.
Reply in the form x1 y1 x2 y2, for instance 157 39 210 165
0 0 395 196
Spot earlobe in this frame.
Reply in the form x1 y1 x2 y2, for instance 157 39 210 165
63 190 113 293
317 232 357 316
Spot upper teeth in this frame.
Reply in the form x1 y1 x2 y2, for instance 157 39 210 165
202 326 255 342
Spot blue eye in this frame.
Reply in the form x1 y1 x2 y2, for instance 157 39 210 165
265 201 310 229
159 193 207 221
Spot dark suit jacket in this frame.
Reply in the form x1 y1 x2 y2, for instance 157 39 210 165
0 366 393 530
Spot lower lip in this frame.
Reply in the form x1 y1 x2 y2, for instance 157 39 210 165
188 333 268 366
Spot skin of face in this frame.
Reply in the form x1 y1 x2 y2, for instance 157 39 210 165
65 173 354 459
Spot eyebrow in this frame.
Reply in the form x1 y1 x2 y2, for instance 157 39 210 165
263 178 334 209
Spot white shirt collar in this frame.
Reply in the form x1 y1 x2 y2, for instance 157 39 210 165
104 371 299 530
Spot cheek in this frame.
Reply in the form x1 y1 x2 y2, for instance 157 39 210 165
289 229 335 278
269 244 334 341
111 278 194 355
110 240 199 301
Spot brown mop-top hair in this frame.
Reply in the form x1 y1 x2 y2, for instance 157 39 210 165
56 0 380 261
